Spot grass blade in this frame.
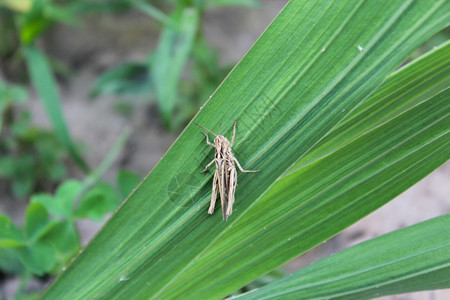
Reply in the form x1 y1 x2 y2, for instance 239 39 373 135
131 0 177 28
156 88 449 299
234 214 450 299
289 41 450 171
23 45 89 172
151 7 199 128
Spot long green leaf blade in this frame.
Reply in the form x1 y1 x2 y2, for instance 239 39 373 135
289 41 450 171
41 0 449 299
157 88 449 299
24 45 89 172
151 7 199 127
234 214 450 300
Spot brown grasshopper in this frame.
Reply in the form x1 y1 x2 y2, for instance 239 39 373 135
195 120 259 221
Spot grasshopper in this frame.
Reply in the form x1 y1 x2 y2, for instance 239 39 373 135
195 120 259 221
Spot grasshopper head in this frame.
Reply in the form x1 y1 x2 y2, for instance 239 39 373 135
215 135 231 148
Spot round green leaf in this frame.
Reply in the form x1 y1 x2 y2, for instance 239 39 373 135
25 202 50 241
17 242 56 276
75 182 119 221
0 215 26 248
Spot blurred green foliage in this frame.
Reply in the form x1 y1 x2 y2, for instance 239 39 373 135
0 81 66 199
0 78 138 293
0 1 261 297
1 0 262 129
0 178 115 276
92 0 261 129
0 33 137 299
0 0 139 177
23 45 90 172
0 169 141 297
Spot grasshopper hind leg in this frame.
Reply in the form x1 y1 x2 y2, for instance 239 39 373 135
208 171 219 214
226 167 237 218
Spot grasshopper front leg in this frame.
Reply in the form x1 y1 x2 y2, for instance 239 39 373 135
202 131 216 147
201 159 215 173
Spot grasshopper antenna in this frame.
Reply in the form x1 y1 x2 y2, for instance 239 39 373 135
193 123 217 136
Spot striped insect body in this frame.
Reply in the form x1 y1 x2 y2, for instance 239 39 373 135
195 120 259 221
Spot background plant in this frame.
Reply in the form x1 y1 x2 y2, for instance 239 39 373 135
0 1 143 297
39 0 450 299
91 0 261 129
0 0 134 173
0 1 243 295
0 81 67 199
0 125 139 298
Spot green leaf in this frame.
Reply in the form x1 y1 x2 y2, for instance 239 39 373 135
290 41 450 170
41 221 79 255
17 242 56 275
18 0 51 44
10 111 32 137
43 5 80 27
0 156 15 177
156 88 449 299
11 176 34 199
151 7 199 127
40 221 80 273
30 194 55 214
131 0 177 27
47 161 66 181
75 182 119 221
9 155 35 199
31 180 82 218
0 215 26 248
55 180 82 218
117 170 142 198
90 62 151 99
235 214 450 299
0 248 24 274
66 0 132 15
23 45 89 172
17 0 80 42
0 81 27 105
41 1 449 299
25 202 49 241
